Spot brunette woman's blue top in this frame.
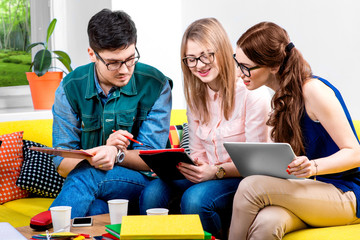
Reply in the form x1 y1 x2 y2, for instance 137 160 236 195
301 76 360 217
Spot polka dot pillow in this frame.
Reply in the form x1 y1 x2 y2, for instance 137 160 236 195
0 131 29 204
16 140 65 198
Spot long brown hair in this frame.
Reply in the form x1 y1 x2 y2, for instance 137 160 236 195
181 18 236 124
237 22 312 155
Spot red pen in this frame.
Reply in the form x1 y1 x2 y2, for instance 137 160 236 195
79 234 91 238
112 130 143 145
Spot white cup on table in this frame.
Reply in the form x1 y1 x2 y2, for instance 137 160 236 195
108 199 129 224
49 206 72 232
146 208 169 215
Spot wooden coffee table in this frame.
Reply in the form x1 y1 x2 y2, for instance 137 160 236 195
16 213 111 239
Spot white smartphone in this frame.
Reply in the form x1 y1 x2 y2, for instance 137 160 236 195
72 217 93 227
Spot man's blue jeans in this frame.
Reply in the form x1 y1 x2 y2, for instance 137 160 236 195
139 177 242 237
50 161 151 217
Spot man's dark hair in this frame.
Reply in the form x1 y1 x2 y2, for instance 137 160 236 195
87 9 137 52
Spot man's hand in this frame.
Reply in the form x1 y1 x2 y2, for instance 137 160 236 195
107 129 132 151
85 145 118 171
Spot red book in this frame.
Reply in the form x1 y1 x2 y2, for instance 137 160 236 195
139 148 185 154
102 232 118 240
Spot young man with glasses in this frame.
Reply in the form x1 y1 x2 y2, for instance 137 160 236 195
50 9 172 217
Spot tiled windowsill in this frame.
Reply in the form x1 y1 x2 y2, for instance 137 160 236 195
0 110 52 122
0 85 53 122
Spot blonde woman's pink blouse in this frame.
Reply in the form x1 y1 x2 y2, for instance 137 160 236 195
187 80 272 165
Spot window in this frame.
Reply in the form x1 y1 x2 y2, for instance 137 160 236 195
0 0 32 87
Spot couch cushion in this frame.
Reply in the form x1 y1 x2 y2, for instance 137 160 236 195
170 109 187 126
0 119 53 147
168 125 183 148
0 205 33 228
180 123 190 155
16 140 65 197
1 197 54 227
0 131 29 203
283 223 360 240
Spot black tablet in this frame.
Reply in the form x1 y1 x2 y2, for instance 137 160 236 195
139 148 195 181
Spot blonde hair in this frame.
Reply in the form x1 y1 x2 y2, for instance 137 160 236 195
181 18 236 124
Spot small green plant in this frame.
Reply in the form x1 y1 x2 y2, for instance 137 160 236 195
26 18 73 77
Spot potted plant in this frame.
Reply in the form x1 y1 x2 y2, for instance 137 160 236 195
26 18 73 110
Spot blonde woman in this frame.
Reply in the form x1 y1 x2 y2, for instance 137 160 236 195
140 18 271 239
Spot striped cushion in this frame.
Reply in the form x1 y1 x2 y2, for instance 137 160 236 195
180 123 190 155
168 125 183 149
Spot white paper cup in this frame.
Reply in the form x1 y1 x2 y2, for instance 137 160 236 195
108 199 129 224
50 206 72 232
146 208 169 215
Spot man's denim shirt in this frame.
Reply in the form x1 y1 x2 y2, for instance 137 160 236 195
52 65 172 169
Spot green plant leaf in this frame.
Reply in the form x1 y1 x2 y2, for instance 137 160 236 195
46 19 57 47
34 49 52 77
53 50 73 72
53 50 71 64
25 18 73 77
26 42 46 52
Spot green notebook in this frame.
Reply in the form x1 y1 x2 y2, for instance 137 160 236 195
105 223 121 238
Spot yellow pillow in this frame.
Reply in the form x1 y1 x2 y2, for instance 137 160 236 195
0 119 53 147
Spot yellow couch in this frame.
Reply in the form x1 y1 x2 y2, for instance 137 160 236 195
0 110 187 228
0 118 55 228
1 110 360 240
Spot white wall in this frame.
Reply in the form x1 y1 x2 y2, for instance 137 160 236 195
111 0 185 109
181 0 360 119
50 0 112 72
52 0 360 119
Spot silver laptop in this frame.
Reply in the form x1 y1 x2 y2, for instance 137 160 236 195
224 142 298 179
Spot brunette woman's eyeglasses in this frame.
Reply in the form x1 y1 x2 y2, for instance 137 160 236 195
233 54 260 77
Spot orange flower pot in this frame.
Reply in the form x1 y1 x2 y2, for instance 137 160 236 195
26 72 63 110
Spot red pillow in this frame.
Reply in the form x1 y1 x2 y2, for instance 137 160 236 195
0 131 29 203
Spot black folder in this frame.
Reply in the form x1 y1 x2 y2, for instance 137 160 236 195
139 148 195 181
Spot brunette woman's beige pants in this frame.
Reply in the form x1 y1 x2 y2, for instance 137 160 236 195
228 175 360 240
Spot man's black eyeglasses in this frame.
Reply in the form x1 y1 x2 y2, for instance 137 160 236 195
94 48 140 71
182 52 215 68
233 54 260 77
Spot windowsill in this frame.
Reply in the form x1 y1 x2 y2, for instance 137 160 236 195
0 85 53 121
0 109 52 122
0 85 32 111
0 107 34 113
